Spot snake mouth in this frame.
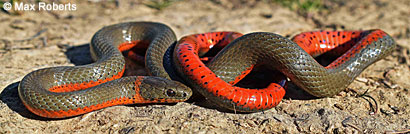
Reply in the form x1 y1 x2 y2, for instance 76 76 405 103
172 82 193 101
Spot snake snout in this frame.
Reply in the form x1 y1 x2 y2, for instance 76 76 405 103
164 80 192 101
139 76 192 102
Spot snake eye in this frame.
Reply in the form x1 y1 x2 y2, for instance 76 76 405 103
166 89 176 97
182 92 187 98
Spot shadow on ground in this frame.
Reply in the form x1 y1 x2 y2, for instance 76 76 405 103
0 82 49 120
64 44 93 66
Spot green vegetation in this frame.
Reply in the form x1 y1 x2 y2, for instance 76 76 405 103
272 0 324 15
0 0 10 10
144 0 178 11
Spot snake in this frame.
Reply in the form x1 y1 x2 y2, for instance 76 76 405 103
173 30 395 112
18 21 395 118
18 22 192 118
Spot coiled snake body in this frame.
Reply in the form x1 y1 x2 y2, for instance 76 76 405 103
18 22 192 118
174 30 395 112
18 22 395 118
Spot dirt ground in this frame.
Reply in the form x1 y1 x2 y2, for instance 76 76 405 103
0 0 409 133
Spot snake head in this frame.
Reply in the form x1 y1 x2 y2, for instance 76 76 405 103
138 76 192 103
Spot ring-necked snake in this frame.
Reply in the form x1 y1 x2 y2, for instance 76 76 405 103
18 22 395 118
18 22 192 118
174 30 395 112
